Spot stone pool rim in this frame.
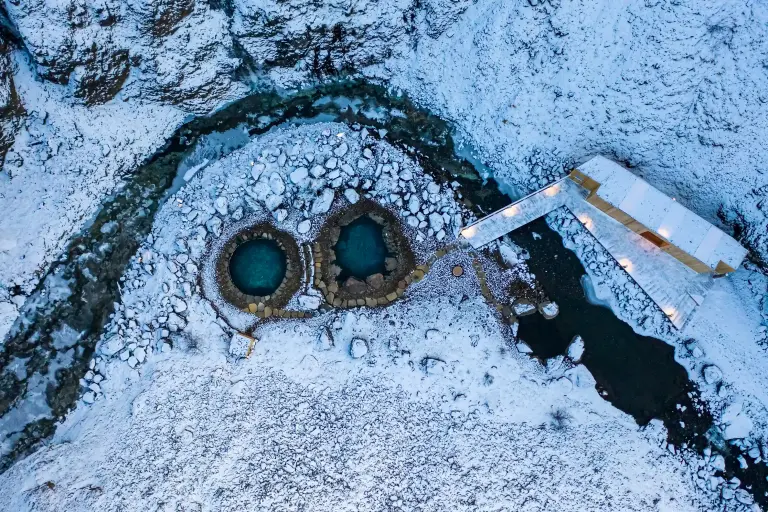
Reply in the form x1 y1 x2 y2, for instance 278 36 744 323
314 199 416 308
216 223 301 310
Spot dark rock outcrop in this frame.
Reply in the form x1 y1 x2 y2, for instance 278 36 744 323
721 185 768 270
0 38 24 162
230 0 416 77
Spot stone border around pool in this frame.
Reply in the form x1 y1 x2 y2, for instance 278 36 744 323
313 199 417 308
216 223 302 312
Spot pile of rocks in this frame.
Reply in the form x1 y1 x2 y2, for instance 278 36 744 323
79 357 106 404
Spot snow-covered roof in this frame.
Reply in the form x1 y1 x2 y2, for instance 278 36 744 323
576 156 748 272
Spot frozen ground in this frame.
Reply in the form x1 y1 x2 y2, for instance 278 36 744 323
1 0 767 509
0 124 726 511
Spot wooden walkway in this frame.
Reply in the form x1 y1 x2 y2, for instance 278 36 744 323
459 178 712 330
460 178 587 249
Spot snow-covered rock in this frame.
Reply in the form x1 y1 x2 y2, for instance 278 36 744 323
350 338 368 358
311 189 334 215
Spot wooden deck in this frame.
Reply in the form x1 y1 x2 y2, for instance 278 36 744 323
460 178 714 329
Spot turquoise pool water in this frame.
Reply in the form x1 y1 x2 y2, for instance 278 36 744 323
228 239 287 296
334 216 388 280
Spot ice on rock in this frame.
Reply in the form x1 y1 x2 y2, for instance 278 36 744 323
229 333 253 359
251 181 271 201
408 195 421 214
278 153 287 167
89 383 101 394
128 356 139 368
427 182 440 195
310 165 325 178
516 342 534 354
298 295 321 310
423 357 446 376
102 336 124 356
82 392 96 404
215 197 228 216
269 173 285 195
275 209 288 222
703 365 723 385
428 212 444 232
290 167 309 184
334 143 349 157
350 338 368 358
325 157 338 169
363 148 374 159
251 163 265 180
317 327 334 351
344 189 360 204
297 220 311 234
311 189 335 215
265 194 283 211
406 216 419 228
436 229 446 240
399 169 413 181
171 297 188 313
567 335 585 362
134 347 146 363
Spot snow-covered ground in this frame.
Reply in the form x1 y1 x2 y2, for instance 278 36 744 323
0 123 727 510
1 0 767 509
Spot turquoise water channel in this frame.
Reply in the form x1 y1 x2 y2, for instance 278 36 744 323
334 216 388 280
228 239 287 296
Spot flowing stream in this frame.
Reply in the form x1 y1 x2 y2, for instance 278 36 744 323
0 80 764 507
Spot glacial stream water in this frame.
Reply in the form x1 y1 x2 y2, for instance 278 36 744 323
0 80 765 507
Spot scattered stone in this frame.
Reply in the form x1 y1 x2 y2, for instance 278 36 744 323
516 342 534 354
344 189 360 204
171 297 188 313
311 189 334 215
334 143 349 157
423 357 446 375
215 196 228 216
268 173 286 195
539 301 559 319
290 167 309 184
452 265 464 277
567 335 585 362
310 165 326 178
408 196 421 214
317 327 334 351
265 194 283 211
350 338 368 358
703 365 723 385
297 220 311 234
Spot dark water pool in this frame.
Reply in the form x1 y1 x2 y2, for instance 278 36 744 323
334 216 387 280
229 239 286 296
513 218 693 424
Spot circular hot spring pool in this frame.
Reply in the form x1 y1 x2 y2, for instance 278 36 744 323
228 239 287 296
334 215 388 281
